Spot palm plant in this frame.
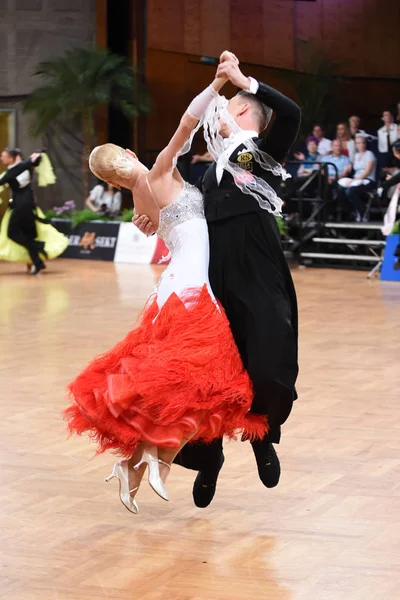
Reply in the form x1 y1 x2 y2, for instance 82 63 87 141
24 47 150 197
280 39 338 139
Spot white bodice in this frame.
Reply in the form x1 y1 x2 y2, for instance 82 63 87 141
154 181 214 309
157 181 204 251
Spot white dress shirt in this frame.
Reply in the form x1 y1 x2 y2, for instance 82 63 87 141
215 76 260 185
216 129 259 184
377 123 398 153
8 163 30 188
317 137 332 156
90 184 122 213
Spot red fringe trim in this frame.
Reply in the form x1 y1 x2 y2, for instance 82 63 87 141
64 286 268 457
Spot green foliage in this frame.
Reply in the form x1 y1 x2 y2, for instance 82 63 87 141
279 40 338 138
24 47 150 139
70 209 109 228
120 208 134 222
275 216 287 236
23 47 151 199
44 209 58 220
392 221 399 234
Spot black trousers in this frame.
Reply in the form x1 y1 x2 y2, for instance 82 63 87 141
174 212 298 473
7 205 42 268
337 180 375 218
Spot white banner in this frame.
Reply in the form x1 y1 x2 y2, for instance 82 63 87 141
114 222 170 265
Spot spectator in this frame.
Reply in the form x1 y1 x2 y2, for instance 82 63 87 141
312 124 332 156
85 181 122 216
378 140 400 199
395 103 400 125
321 139 352 183
377 109 398 171
337 134 377 222
191 151 213 164
337 122 356 162
348 115 366 139
296 137 320 177
289 137 321 205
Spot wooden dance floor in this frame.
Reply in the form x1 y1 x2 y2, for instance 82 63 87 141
1 260 399 600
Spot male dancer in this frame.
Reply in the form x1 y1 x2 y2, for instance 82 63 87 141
134 53 301 507
0 148 45 274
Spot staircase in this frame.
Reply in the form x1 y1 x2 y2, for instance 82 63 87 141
299 221 386 271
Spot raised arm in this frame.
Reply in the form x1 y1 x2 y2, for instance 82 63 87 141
0 155 40 184
153 75 228 175
216 61 301 163
254 82 301 162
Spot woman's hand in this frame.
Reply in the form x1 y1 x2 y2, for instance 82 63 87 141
30 152 41 163
132 214 157 236
216 52 250 90
219 50 239 66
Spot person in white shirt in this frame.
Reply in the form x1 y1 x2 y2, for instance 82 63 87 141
312 124 331 156
85 182 122 216
338 134 377 221
377 110 399 172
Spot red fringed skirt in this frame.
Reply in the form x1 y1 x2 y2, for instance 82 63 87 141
64 286 268 457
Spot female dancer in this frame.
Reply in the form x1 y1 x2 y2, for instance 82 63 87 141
64 52 267 514
0 149 68 273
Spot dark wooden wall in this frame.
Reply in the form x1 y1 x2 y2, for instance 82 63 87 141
96 1 400 155
145 48 400 153
147 0 400 79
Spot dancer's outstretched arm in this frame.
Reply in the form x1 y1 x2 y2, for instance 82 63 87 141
0 153 41 185
152 52 237 175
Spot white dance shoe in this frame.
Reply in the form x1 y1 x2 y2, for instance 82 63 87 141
134 445 171 501
105 460 140 514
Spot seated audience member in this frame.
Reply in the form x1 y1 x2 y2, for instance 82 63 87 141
295 137 320 178
395 103 400 125
85 182 122 216
337 134 377 222
312 124 332 156
321 139 352 183
321 140 352 220
349 115 366 139
290 137 321 206
377 110 398 171
337 122 356 162
294 125 331 160
191 151 213 164
190 151 214 183
378 141 400 199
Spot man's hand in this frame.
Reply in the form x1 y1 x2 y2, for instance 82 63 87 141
219 50 239 66
132 214 156 236
216 54 249 90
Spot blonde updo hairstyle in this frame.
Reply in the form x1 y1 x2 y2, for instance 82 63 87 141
89 143 134 185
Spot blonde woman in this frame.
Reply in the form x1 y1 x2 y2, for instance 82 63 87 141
337 122 356 162
64 52 267 514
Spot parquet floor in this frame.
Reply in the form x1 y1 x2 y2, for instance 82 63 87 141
0 260 399 600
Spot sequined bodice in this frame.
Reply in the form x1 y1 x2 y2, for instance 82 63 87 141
158 182 204 249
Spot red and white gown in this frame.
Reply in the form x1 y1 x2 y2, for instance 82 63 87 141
64 181 268 456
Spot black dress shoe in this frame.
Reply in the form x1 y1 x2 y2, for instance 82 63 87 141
251 440 281 488
30 262 46 275
192 454 224 508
